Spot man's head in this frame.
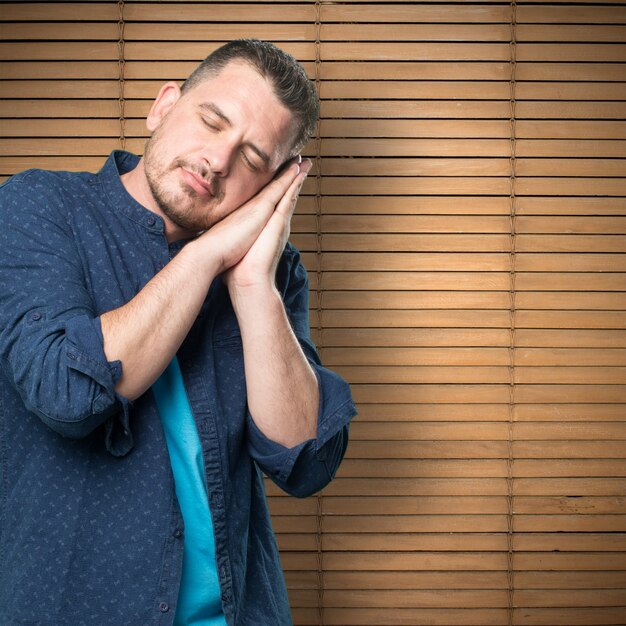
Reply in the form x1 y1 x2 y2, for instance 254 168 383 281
136 39 319 239
182 39 319 157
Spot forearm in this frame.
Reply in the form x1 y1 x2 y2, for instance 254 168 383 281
101 239 219 400
230 285 319 448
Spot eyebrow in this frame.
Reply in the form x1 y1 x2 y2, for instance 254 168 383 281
199 102 271 168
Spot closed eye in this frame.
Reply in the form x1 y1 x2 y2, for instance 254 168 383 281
201 115 220 131
242 152 260 172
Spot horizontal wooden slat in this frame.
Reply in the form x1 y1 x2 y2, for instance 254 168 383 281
343 440 626 459
518 5 626 24
309 272 626 292
294 233 626 253
271 496 626 516
321 81 626 101
311 196 626 215
3 3 118 20
290 606 626 625
351 403 626 422
321 4 512 23
517 24 626 42
307 252 626 272
318 157 626 176
315 327 626 350
333 365 626 384
285 569 626 590
323 347 626 367
295 588 510 608
286 570 508 590
290 607 500 625
281 551 622 571
315 309 626 328
276 513 510 532
350 383 626 403
290 588 626 609
515 497 626 515
517 43 626 62
333 460 626 479
344 422 626 442
278 532 509 551
314 292 626 311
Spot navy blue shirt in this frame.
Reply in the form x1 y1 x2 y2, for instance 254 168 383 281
0 151 356 625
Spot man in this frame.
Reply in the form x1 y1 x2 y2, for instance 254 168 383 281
0 39 356 625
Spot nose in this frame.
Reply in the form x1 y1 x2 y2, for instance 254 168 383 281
203 138 236 178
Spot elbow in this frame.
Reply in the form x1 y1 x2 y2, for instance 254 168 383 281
280 425 350 499
42 419 95 440
282 471 332 499
27 390 118 440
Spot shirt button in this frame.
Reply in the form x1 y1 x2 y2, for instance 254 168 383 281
147 216 156 227
173 528 183 539
159 602 169 613
67 350 77 360
30 311 42 321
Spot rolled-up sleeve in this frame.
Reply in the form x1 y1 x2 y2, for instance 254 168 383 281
0 174 132 455
246 243 357 498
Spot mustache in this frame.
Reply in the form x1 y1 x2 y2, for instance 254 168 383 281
173 159 220 196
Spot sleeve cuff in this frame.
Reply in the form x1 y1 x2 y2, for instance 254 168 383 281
246 362 357 483
64 314 122 388
246 411 310 483
64 314 134 456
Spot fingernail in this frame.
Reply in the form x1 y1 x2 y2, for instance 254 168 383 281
300 158 313 174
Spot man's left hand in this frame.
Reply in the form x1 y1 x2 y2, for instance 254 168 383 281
223 158 313 294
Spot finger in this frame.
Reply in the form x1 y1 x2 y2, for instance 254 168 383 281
274 158 312 219
259 161 312 245
254 160 302 207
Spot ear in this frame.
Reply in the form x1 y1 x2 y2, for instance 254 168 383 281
146 82 181 132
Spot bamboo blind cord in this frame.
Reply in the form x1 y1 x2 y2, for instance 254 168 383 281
116 0 126 150
313 2 325 624
506 2 518 624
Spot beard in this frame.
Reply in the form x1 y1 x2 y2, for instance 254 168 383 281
142 127 225 234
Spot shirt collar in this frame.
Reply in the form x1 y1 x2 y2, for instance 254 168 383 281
97 150 201 255
97 150 166 234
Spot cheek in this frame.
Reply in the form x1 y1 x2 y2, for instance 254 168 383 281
225 171 269 207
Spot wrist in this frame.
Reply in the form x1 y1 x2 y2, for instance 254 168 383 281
181 235 222 279
229 282 281 319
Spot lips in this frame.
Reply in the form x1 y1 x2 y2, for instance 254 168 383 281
180 167 213 196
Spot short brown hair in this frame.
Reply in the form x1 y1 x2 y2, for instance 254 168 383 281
182 39 319 156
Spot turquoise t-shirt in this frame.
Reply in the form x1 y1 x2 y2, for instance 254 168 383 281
152 357 228 626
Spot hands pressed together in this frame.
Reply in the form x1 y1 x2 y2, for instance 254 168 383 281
200 156 313 293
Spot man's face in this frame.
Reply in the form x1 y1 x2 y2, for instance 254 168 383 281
142 61 297 236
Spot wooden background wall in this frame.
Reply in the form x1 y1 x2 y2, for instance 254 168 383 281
1 1 625 624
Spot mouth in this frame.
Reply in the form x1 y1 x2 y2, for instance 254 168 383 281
180 167 214 197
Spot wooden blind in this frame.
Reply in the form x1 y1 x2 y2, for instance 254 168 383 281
1 2 625 625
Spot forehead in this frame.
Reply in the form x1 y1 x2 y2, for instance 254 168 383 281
182 61 297 167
